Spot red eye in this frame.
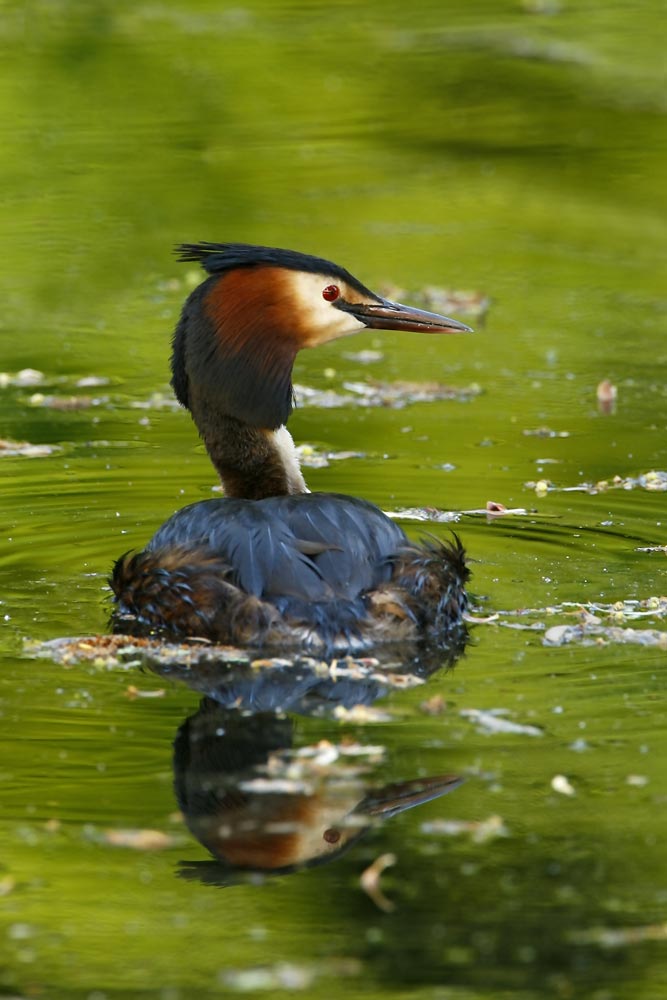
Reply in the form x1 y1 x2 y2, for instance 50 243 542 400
322 284 340 302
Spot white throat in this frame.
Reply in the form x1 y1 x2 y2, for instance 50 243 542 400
269 425 309 494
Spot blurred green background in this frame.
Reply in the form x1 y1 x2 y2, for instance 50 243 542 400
1 1 666 998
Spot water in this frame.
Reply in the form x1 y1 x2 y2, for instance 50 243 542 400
1 1 666 997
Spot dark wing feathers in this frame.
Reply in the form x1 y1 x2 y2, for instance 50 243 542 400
275 494 405 596
146 493 407 603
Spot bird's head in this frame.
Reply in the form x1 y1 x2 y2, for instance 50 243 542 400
185 770 464 875
171 242 471 429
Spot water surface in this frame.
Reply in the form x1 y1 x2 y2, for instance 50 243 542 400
1 2 666 998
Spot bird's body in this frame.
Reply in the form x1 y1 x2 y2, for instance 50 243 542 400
174 701 463 876
111 243 471 652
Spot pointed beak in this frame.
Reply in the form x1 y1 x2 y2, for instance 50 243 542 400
359 773 464 820
348 298 472 334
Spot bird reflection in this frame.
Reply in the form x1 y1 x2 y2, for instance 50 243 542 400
74 619 468 884
136 602 467 882
147 627 467 718
174 698 462 883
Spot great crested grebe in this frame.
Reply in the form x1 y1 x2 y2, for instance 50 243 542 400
175 703 462 876
111 243 471 652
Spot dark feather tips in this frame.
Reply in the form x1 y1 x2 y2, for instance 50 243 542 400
174 242 376 298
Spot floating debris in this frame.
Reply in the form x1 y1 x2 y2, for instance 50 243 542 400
294 740 340 766
1 370 114 408
421 814 509 843
221 959 361 993
341 349 385 364
378 283 490 321
491 620 545 633
522 596 667 622
522 0 562 15
385 505 461 524
475 596 667 649
294 740 385 763
130 391 181 411
333 705 393 724
295 444 365 469
523 426 570 438
597 379 618 414
222 964 315 992
28 392 107 410
460 708 543 737
239 777 314 796
124 685 166 699
419 694 448 716
526 470 667 495
130 379 480 413
103 828 179 851
544 624 580 646
568 922 667 949
0 875 16 897
25 634 246 671
474 505 531 519
0 438 61 458
386 503 531 523
464 611 500 625
360 852 397 912
0 367 45 388
25 635 427 693
75 375 110 388
546 623 667 649
551 774 576 796
295 379 481 410
260 740 383 790
2 371 113 411
348 379 480 407
420 287 490 320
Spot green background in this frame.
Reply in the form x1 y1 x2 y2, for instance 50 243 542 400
1 1 666 997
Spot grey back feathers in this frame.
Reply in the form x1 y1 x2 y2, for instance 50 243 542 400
148 493 407 602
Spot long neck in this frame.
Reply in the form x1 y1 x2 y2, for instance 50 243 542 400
191 395 308 500
171 273 311 499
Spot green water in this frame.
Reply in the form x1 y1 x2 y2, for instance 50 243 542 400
1 1 666 997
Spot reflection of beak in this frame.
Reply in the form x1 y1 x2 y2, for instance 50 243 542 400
360 773 464 820
347 299 472 334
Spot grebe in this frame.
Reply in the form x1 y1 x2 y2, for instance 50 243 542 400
175 702 463 876
111 243 471 652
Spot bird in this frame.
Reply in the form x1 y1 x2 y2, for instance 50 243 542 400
174 699 463 876
110 242 472 653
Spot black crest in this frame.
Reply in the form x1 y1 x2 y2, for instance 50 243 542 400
175 242 376 299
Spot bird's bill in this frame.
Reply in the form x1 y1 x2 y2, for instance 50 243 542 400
361 773 464 820
348 298 472 334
